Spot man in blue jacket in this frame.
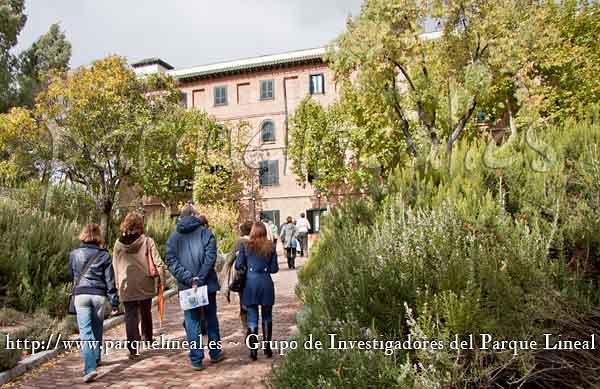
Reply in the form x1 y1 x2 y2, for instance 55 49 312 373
165 204 225 370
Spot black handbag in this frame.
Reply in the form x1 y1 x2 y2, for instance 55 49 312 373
228 266 246 293
68 252 102 315
228 242 248 294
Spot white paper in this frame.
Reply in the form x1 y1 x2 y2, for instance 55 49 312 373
179 285 209 310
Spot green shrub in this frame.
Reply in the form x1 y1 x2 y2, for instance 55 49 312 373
0 332 21 371
0 199 78 315
10 181 96 224
0 308 26 327
12 311 56 345
273 120 600 388
145 214 176 256
10 311 79 353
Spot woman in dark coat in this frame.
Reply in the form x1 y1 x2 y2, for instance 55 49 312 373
235 222 279 360
69 224 119 383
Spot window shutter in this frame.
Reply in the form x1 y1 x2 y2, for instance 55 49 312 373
310 74 324 94
214 86 227 105
270 160 279 185
260 80 274 100
261 121 275 142
259 161 268 186
259 160 278 186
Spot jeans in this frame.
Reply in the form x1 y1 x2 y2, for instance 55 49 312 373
246 305 273 329
74 294 106 375
123 298 153 355
182 292 221 366
239 291 248 329
297 232 308 256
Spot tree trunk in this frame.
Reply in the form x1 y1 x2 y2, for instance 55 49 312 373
400 118 418 158
446 95 478 171
446 142 454 173
39 165 51 216
99 199 113 245
40 124 56 216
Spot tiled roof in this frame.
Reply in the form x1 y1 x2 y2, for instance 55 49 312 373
169 47 327 80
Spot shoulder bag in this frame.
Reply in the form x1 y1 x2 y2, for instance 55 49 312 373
146 237 160 278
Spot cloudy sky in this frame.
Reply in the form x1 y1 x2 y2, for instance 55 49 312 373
14 0 364 70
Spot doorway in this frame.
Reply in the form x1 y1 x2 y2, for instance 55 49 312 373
306 208 327 233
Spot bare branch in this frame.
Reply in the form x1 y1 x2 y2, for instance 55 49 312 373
391 59 417 92
448 94 478 150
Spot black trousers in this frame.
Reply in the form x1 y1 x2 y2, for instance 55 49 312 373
123 298 153 355
286 247 297 268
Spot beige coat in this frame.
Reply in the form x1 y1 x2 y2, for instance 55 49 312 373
112 235 167 302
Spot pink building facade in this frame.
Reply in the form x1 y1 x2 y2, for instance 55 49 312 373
132 48 337 230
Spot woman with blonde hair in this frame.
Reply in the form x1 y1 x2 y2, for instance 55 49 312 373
235 222 279 360
112 211 167 359
69 224 119 383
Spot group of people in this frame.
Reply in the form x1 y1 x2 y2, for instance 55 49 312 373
68 204 308 383
265 212 311 269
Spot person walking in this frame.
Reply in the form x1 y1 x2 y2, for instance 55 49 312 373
235 222 278 360
268 220 279 249
112 211 167 359
262 219 274 241
69 224 119 383
165 204 225 370
221 220 253 328
280 216 297 269
296 213 311 257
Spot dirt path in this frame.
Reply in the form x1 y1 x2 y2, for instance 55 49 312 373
4 254 304 389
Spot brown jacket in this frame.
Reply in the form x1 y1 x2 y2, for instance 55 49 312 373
112 235 167 302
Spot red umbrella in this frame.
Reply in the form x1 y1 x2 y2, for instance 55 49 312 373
157 282 165 332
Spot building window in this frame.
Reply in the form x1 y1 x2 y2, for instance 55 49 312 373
260 210 280 227
214 86 227 106
261 120 276 143
309 74 324 95
260 79 274 100
259 160 279 187
180 91 188 108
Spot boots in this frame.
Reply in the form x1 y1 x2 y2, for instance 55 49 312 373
262 321 273 358
247 328 258 361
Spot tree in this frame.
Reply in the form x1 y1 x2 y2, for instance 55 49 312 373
18 23 71 108
289 0 572 193
289 97 356 196
191 117 252 206
136 76 253 210
137 104 197 208
521 0 600 122
0 0 26 113
0 107 49 186
38 56 181 238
